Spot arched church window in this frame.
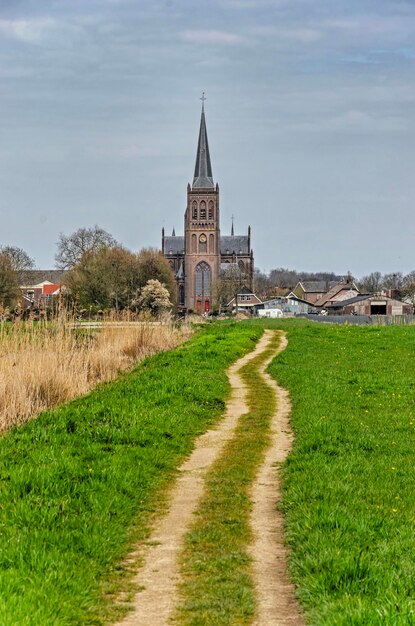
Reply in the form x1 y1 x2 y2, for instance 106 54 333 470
199 233 207 254
209 233 214 253
200 201 206 220
238 260 245 272
179 284 185 305
192 201 197 219
191 233 197 253
208 200 214 220
195 262 211 297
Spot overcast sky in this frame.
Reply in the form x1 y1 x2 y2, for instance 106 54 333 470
1 0 414 276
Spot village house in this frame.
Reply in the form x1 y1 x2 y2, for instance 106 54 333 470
20 280 66 310
313 279 360 308
293 280 339 304
258 294 312 317
227 287 262 314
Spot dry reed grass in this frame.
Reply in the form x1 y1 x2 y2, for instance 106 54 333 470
0 318 191 432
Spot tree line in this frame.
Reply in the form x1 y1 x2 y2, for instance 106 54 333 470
0 226 176 317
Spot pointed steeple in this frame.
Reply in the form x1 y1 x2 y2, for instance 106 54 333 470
231 215 234 236
172 227 176 236
193 96 214 189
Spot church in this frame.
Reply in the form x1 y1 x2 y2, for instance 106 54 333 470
161 100 254 314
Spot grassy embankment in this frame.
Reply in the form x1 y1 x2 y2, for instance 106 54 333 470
0 319 188 431
262 320 415 625
0 322 262 625
176 331 282 626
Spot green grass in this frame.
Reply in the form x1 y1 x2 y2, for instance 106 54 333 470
259 320 415 625
176 331 282 626
0 322 262 626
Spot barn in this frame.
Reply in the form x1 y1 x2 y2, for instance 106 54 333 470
326 294 413 316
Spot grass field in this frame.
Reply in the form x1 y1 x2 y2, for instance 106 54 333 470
261 320 415 625
0 322 262 625
4 317 415 625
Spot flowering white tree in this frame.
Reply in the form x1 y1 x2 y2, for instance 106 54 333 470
138 279 172 316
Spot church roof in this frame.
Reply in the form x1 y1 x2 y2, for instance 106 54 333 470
193 104 214 189
164 236 184 255
220 235 250 255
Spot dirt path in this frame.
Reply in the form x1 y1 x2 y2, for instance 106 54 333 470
117 329 303 626
117 332 271 626
249 332 304 625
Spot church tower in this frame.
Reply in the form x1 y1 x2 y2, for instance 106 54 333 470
161 98 254 314
184 100 220 313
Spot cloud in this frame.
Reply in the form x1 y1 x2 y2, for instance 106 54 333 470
221 0 285 7
180 29 244 45
0 18 56 43
322 14 415 40
252 25 321 43
288 109 406 133
339 54 381 65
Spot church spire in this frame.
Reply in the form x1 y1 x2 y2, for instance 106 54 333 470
193 94 214 189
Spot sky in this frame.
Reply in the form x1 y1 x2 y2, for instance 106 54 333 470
0 0 414 277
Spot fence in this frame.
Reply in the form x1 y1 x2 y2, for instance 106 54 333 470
300 314 415 326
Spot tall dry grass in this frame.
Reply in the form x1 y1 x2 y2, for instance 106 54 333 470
0 318 191 432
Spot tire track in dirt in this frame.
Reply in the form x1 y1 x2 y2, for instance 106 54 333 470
249 331 304 626
116 332 272 626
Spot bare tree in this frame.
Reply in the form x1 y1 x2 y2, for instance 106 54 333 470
55 225 118 270
358 271 383 293
253 269 270 299
214 264 245 313
269 268 299 290
0 253 19 309
0 246 35 285
402 271 415 306
382 272 403 292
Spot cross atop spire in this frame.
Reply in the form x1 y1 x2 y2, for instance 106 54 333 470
193 97 214 189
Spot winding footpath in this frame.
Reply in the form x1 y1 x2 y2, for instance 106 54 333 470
117 330 303 626
249 333 304 625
